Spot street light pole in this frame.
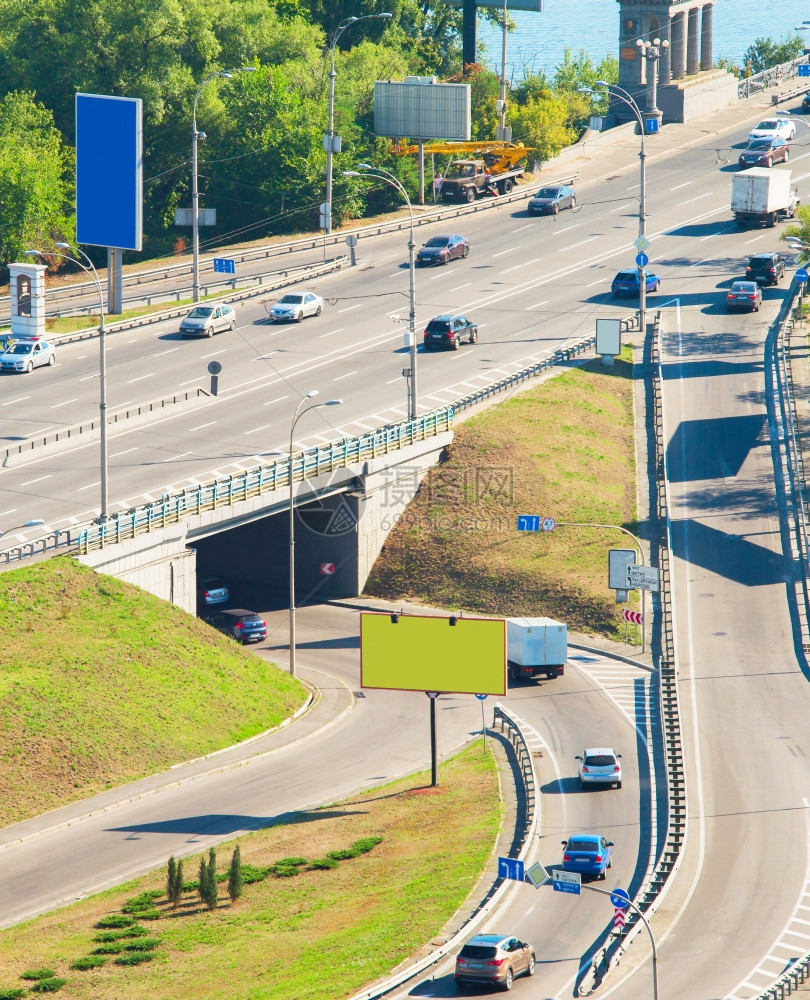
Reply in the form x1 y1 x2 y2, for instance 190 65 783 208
324 13 392 236
636 37 669 127
344 165 417 421
497 0 509 139
288 392 343 677
26 245 109 520
191 67 256 303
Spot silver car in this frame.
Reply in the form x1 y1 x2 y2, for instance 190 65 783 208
455 934 536 991
179 303 237 338
0 337 56 374
268 292 323 323
575 747 622 789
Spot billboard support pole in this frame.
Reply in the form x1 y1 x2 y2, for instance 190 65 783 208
107 248 123 315
427 692 439 786
418 141 425 205
462 0 477 69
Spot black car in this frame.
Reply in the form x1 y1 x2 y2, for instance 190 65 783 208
423 314 478 351
802 92 810 115
745 252 785 286
415 235 469 266
205 609 267 644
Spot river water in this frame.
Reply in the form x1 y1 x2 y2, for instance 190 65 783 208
478 0 807 79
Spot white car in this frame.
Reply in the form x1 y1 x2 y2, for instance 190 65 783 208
0 337 56 374
268 291 323 323
179 303 236 338
748 117 796 142
575 747 622 789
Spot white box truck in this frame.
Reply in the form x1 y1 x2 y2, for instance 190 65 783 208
731 167 799 228
506 617 567 683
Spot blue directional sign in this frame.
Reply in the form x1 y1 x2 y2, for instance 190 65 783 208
213 258 235 274
475 693 488 701
610 888 630 909
553 871 581 894
799 65 810 77
796 268 809 284
645 118 659 134
517 515 540 532
498 857 525 882
635 253 649 267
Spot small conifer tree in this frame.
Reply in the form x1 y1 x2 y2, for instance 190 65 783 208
171 858 184 908
228 845 243 903
205 847 218 910
198 856 208 905
167 857 176 902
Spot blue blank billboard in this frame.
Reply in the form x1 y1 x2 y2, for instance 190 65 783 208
76 93 143 251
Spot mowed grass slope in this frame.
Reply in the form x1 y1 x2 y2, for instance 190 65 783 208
366 354 640 637
0 557 303 826
0 743 500 1000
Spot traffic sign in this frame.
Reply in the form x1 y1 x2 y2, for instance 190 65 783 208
614 907 627 931
525 861 551 888
552 870 581 895
635 253 649 268
321 562 335 575
475 693 488 701
542 516 556 532
498 857 525 882
213 257 235 274
800 65 810 77
627 565 660 592
634 236 651 252
622 608 642 625
517 515 541 532
797 268 809 283
610 888 630 909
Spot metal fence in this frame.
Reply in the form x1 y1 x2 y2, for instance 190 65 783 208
738 56 809 99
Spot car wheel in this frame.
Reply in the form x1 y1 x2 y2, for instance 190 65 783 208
296 312 303 323
552 203 559 215
502 178 514 194
452 337 460 351
315 304 322 316
25 361 33 373
502 968 514 991
470 328 478 344
462 245 469 258
766 156 773 168
616 780 622 788
206 326 214 337
229 319 236 331
48 353 55 366
580 779 587 791
784 149 790 163
465 187 476 203
526 955 536 977
571 196 577 209
599 869 607 880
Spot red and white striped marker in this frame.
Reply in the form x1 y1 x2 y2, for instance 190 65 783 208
622 608 642 625
614 907 626 931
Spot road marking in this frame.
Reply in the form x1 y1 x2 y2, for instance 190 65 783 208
553 224 577 234
244 423 273 435
699 231 725 242
608 203 633 213
449 282 472 292
51 398 78 408
745 234 767 244
179 377 201 386
429 272 446 280
586 278 604 287
78 373 99 382
512 223 534 232
338 303 362 313
200 349 226 358
163 451 191 462
385 377 401 384
320 328 344 337
527 300 548 309
188 421 216 432
670 181 691 190
154 347 179 356
126 373 153 383
493 246 519 257
20 475 52 486
0 508 17 517
262 395 290 407
29 426 54 435
332 370 357 381
564 236 598 250
1 396 30 406
111 448 137 458
255 352 279 360
682 192 713 205
501 256 543 274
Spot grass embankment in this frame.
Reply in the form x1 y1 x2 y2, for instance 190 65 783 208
0 558 303 826
0 743 500 1000
366 350 641 639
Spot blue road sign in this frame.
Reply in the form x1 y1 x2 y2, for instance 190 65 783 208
635 253 649 268
213 258 235 274
610 888 630 909
799 65 810 77
498 857 525 882
796 268 809 284
552 871 581 894
645 118 659 134
517 515 540 532
475 693 488 701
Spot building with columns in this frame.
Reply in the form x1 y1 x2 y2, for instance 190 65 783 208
615 0 737 124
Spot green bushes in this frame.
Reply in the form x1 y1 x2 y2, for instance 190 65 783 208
114 952 154 966
69 956 107 971
30 980 67 993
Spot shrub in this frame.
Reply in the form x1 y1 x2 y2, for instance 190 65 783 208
20 970 55 982
182 879 199 893
167 856 176 901
240 864 271 885
308 857 338 870
95 915 135 929
0 989 26 999
114 952 153 966
275 856 307 868
132 908 162 921
91 943 125 955
170 858 184 908
115 925 148 938
30 980 68 994
327 848 358 861
273 865 302 877
122 891 163 913
70 956 107 971
122 938 160 951
352 836 384 853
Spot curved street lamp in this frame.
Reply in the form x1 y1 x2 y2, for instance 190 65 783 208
191 67 257 302
0 518 45 538
580 82 649 333
323 12 391 235
26 244 110 521
344 164 417 420
289 391 343 677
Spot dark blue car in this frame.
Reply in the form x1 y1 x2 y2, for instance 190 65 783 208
611 268 661 297
561 833 614 880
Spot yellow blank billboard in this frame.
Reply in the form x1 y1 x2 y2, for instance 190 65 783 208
360 613 506 695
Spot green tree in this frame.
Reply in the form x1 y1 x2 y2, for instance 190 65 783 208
169 857 184 908
783 205 810 263
197 855 208 906
228 845 243 903
742 35 804 75
204 847 218 910
167 857 176 902
510 93 578 162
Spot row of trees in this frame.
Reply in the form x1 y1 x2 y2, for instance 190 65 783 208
0 0 802 280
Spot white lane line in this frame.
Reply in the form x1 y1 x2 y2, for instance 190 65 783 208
627 183 640 191
449 282 472 292
201 349 226 358
670 181 691 191
51 398 78 408
188 421 216 432
493 246 519 257
320 328 344 338
429 272 446 280
262 395 290 407
745 234 767 244
501 256 543 274
385 377 401 384
77 481 101 492
699 231 726 242
681 192 713 205
110 448 137 458
255 352 279 360
29 426 54 435
126 374 153 384
527 300 548 309
512 224 534 232
163 452 191 462
20 475 52 486
1 396 30 406
554 224 577 234
154 347 180 357
586 278 604 287
179 378 200 387
608 203 632 213
244 424 272 435
0 508 17 517
338 303 362 313
78 373 99 382
564 236 598 250
332 370 357 381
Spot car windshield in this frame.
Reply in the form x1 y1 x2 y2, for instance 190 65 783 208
732 282 757 292
427 320 451 332
424 238 450 247
747 140 773 150
755 120 778 130
278 295 303 304
447 164 474 179
186 307 213 318
567 839 597 851
459 945 497 960
535 188 560 198
9 343 34 354
584 754 616 767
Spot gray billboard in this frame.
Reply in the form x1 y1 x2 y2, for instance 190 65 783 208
374 79 471 141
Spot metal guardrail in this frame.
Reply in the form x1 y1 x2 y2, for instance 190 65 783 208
492 705 538 853
0 331 598 566
738 56 809 99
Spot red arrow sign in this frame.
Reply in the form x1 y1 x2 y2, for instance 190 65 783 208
321 562 335 576
622 608 642 625
614 908 626 929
